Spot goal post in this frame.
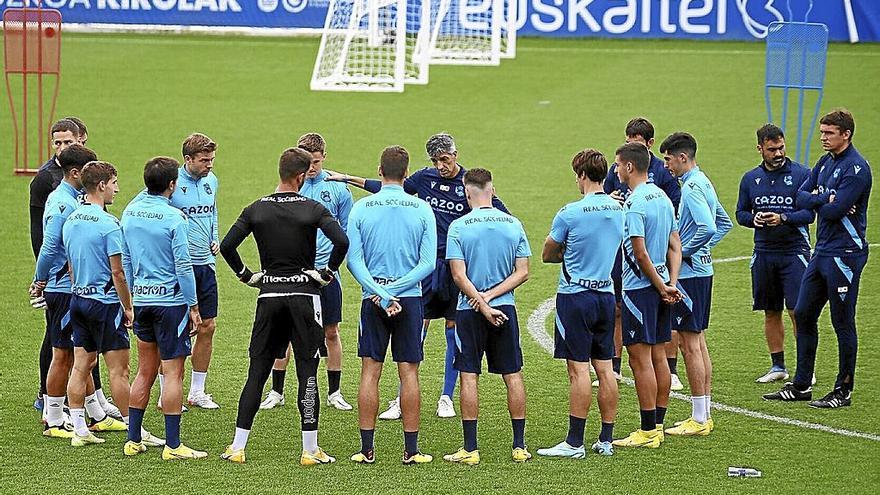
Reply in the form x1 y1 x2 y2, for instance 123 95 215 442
428 0 503 66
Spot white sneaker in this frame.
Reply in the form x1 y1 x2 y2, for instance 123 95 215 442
756 366 789 383
187 391 220 410
812 373 817 386
102 400 123 421
593 371 624 387
670 373 685 391
141 428 166 447
437 395 456 418
259 390 285 410
327 391 353 411
378 398 401 420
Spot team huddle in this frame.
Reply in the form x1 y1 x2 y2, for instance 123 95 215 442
27 109 871 465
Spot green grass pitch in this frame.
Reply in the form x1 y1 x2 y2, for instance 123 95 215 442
0 34 878 494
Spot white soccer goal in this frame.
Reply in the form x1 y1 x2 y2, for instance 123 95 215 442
311 0 516 92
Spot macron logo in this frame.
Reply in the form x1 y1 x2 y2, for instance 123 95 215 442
854 165 862 174
676 317 683 324
755 178 761 185
430 181 437 188
629 330 635 338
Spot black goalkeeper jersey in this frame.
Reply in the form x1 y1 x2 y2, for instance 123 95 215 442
220 192 349 296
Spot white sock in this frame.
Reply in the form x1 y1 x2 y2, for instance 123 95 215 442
46 396 66 427
191 371 207 396
302 430 318 453
85 393 106 420
123 416 129 425
706 395 712 419
692 396 707 424
232 427 250 451
95 388 110 409
71 408 89 437
158 374 165 396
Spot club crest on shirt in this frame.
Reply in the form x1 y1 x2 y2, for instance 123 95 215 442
321 191 332 203
204 183 213 195
648 172 655 183
455 185 465 197
784 175 793 186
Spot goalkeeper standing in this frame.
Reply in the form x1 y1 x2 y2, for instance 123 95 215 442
219 148 349 465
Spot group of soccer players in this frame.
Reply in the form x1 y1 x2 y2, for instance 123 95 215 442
27 108 871 465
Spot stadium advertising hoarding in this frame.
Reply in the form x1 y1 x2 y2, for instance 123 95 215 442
0 0 877 42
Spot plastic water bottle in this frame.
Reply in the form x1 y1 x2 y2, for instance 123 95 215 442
728 467 762 478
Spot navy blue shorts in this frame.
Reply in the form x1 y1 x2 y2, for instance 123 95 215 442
320 277 343 326
422 259 459 321
554 291 615 362
45 292 73 349
621 286 672 346
193 264 219 319
751 251 809 311
454 306 523 375
358 297 424 363
611 251 623 302
70 296 130 354
134 305 191 360
672 276 714 332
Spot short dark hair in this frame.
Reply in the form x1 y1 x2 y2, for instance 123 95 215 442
757 123 785 144
64 116 88 137
615 142 650 173
463 168 492 189
81 161 117 193
50 119 80 138
820 108 855 140
297 133 326 154
659 132 698 159
380 146 409 181
278 147 311 181
571 149 608 182
182 133 217 158
58 144 98 175
625 117 655 142
144 156 180 194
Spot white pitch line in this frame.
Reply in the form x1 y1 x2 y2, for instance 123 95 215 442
526 250 880 442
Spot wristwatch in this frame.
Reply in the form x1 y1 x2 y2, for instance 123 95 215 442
780 213 788 224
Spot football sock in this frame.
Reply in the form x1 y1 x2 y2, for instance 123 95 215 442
91 361 103 390
599 422 614 443
95 388 111 410
692 396 708 424
404 431 419 456
71 408 89 437
232 427 250 451
706 395 712 419
327 370 341 395
164 414 181 449
84 392 106 421
272 369 286 395
442 326 458 398
360 429 374 455
302 430 318 454
127 407 144 443
566 415 585 448
612 357 622 375
656 406 667 426
771 351 785 369
463 419 478 451
639 409 656 432
158 374 165 397
511 418 526 449
667 357 678 376
46 395 65 427
39 331 51 397
190 371 207 396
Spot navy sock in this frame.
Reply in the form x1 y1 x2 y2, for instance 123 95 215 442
165 414 181 449
327 370 341 395
612 357 622 374
272 369 286 394
128 407 145 443
360 429 374 454
404 431 419 456
656 406 667 426
442 326 458 397
667 357 678 376
565 415 585 448
463 420 478 451
599 422 614 443
511 418 525 449
771 351 785 369
639 409 656 432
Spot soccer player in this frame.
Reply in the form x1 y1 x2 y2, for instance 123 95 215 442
442 168 531 465
604 118 682 390
736 124 814 383
346 146 436 465
62 161 134 446
219 147 349 465
31 145 127 437
123 157 206 460
765 109 872 408
260 133 355 412
610 143 681 449
661 132 732 436
538 149 624 459
328 133 508 420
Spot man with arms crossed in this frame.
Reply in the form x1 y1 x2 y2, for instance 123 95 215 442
442 168 531 465
346 146 437 465
538 149 624 459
